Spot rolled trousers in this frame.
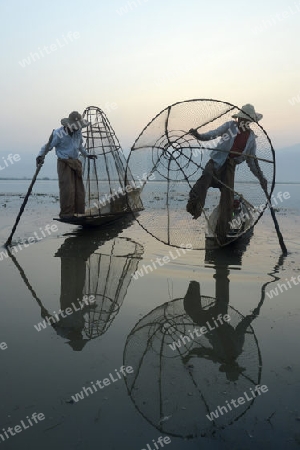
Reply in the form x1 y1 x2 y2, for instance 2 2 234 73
188 158 236 237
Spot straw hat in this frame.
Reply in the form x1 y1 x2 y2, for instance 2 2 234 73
232 104 263 122
61 111 90 129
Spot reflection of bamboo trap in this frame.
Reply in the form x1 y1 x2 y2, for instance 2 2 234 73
6 217 144 351
123 293 262 438
82 238 144 339
54 229 144 349
123 244 285 438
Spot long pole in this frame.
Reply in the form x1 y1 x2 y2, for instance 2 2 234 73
261 184 287 256
4 131 54 247
268 201 288 256
6 246 51 316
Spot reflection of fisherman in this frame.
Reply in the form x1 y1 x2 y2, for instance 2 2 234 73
39 297 95 351
48 233 102 350
183 281 261 381
187 104 267 240
48 220 138 350
36 111 97 219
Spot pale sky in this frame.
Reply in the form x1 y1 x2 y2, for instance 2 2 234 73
0 0 299 155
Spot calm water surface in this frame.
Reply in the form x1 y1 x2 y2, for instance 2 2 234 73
0 181 299 450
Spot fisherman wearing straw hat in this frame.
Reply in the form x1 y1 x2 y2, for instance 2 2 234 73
36 111 96 219
187 104 268 240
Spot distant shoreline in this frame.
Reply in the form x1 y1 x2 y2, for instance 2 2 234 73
1 179 299 184
0 178 58 181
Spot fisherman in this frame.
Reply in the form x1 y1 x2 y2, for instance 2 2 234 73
36 111 96 218
186 104 268 240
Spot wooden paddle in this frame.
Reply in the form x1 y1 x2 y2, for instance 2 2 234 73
4 131 54 247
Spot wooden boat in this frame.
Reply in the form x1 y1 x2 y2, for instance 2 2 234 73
56 210 135 227
205 194 259 243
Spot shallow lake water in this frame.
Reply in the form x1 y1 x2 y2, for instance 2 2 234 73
0 181 299 450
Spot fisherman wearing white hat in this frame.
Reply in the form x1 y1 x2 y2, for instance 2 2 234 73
36 111 97 218
187 104 268 240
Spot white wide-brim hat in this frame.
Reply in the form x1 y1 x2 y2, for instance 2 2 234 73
232 104 263 122
61 111 90 129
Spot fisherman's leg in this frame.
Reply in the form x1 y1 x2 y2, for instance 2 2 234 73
57 159 76 217
74 162 85 214
215 158 236 241
183 280 227 324
186 159 215 219
60 256 86 311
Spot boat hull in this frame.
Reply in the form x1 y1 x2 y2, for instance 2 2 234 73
54 208 143 228
205 200 258 247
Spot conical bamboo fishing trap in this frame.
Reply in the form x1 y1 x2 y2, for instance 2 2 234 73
125 99 277 249
70 105 143 226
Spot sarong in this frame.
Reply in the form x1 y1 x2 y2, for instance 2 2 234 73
186 158 236 241
57 158 85 216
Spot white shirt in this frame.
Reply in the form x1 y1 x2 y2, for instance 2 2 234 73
197 120 259 177
38 127 88 159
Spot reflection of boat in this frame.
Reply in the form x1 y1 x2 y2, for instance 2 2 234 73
55 106 143 227
8 217 144 351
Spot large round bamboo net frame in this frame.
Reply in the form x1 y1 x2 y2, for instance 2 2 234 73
125 99 275 249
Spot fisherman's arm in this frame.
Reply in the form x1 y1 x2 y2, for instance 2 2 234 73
189 121 232 141
246 141 268 191
79 136 97 160
36 131 58 166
